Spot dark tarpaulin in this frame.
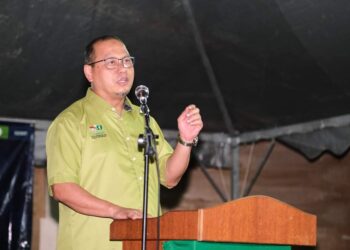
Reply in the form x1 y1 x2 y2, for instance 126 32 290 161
0 122 34 250
279 125 350 160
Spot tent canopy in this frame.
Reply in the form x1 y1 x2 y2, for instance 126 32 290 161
1 0 350 164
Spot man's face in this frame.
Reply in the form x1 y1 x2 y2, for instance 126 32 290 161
84 39 135 102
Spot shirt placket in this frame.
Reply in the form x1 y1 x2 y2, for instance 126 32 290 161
120 110 145 204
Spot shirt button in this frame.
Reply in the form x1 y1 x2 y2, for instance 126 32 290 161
111 107 116 112
139 176 143 181
132 157 136 161
126 137 130 141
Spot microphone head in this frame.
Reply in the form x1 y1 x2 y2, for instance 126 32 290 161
135 85 149 103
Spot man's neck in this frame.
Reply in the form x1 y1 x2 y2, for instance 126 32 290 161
91 88 126 114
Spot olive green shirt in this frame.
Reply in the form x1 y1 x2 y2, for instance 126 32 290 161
46 88 173 250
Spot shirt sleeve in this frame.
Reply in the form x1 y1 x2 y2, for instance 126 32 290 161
150 117 174 186
46 115 82 195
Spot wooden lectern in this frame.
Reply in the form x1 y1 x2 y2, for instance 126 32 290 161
110 195 317 250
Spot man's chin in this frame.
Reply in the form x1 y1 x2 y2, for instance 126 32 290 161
115 90 130 98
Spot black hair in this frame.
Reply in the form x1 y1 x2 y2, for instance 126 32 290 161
84 35 124 64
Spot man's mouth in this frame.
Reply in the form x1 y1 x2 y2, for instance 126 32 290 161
116 77 128 84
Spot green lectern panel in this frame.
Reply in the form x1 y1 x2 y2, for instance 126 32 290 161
163 241 291 250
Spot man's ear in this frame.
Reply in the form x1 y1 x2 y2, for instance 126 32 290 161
83 64 93 83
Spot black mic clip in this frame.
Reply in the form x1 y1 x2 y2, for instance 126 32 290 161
139 104 150 115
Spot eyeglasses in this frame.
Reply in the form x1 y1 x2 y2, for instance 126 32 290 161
87 56 135 69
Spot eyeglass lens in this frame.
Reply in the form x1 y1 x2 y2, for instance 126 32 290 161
105 57 134 69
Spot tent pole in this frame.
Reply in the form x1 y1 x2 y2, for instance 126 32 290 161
231 145 240 199
182 0 236 135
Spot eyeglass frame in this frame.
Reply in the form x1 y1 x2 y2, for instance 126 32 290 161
87 56 135 69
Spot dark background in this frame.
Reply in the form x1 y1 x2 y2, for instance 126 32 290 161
1 0 350 133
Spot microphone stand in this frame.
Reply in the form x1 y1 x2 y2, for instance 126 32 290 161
137 100 156 250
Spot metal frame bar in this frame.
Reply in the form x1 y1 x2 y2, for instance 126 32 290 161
243 140 275 197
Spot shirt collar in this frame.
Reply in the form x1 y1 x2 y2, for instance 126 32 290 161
86 88 134 112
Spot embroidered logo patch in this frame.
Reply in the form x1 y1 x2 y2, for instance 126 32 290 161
89 124 107 139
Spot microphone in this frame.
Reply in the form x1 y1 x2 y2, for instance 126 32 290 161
135 85 149 104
